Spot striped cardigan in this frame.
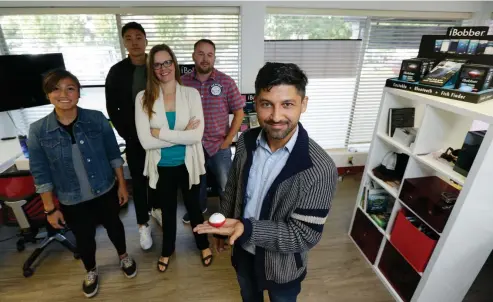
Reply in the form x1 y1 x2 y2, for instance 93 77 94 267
220 123 338 290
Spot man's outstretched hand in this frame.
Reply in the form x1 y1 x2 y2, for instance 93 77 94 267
193 219 245 245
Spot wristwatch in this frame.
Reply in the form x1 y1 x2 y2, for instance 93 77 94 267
44 208 58 216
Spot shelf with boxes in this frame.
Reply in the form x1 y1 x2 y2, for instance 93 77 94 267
349 84 493 302
391 28 493 104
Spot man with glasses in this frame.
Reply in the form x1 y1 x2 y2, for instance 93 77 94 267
105 22 161 252
181 39 245 228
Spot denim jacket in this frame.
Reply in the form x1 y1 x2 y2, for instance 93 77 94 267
28 107 124 204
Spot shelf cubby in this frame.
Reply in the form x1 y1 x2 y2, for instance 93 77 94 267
376 92 426 138
358 176 396 235
378 241 422 302
350 208 385 264
350 87 493 302
414 105 478 156
389 207 438 274
366 135 411 198
399 157 461 234
376 132 413 155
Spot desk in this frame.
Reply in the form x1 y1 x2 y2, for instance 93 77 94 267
0 138 22 173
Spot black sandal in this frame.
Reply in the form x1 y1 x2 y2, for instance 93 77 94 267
157 258 169 273
201 250 213 267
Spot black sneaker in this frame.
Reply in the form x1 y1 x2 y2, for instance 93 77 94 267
120 255 137 278
182 208 207 224
82 268 99 298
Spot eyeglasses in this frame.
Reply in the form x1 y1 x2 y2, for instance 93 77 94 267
153 60 173 70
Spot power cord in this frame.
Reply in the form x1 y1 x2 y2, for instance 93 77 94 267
0 234 17 243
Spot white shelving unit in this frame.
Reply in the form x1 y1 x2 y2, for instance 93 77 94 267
349 87 493 302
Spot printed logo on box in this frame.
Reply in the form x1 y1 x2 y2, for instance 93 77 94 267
179 64 195 75
447 27 489 37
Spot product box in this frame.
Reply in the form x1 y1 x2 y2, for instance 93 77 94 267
420 58 436 74
486 41 493 55
467 39 479 54
434 39 443 52
399 59 430 82
476 40 489 54
455 64 493 92
399 59 423 82
440 39 450 53
456 39 470 54
447 39 459 54
393 127 418 147
420 60 466 87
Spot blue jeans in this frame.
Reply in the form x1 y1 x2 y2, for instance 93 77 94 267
235 246 301 302
199 147 232 210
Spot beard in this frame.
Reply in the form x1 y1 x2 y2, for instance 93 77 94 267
195 62 213 74
263 120 295 140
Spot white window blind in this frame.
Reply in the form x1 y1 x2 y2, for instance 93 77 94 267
120 14 241 84
0 14 122 137
1 14 122 85
0 11 241 144
264 14 367 149
6 87 118 140
265 13 463 150
348 19 461 149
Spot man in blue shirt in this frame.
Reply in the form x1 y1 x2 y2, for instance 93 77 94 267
194 62 338 302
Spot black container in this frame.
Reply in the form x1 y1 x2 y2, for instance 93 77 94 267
455 64 493 92
454 130 486 177
399 59 426 83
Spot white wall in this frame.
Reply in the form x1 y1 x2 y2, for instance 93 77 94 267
0 1 488 13
239 2 265 93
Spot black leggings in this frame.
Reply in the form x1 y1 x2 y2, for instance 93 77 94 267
156 165 209 257
61 185 127 272
125 140 153 225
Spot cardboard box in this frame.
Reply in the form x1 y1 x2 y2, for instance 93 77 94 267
416 58 436 75
399 59 426 83
455 64 493 92
420 60 465 87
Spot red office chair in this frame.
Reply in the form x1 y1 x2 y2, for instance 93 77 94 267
0 170 79 277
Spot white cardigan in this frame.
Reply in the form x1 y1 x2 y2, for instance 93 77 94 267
135 83 206 189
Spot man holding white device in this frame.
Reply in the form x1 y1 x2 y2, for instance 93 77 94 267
194 62 338 302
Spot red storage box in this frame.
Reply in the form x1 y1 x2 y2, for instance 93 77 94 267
390 209 438 273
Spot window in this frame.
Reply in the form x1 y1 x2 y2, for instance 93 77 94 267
120 14 241 84
265 13 461 150
5 87 113 139
0 11 241 143
1 14 123 139
348 19 460 149
1 14 122 85
264 14 367 149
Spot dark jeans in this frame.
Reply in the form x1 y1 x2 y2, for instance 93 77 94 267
61 185 127 272
235 246 301 302
199 147 233 209
125 140 153 225
156 165 209 257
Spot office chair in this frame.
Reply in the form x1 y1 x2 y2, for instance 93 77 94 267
0 170 79 278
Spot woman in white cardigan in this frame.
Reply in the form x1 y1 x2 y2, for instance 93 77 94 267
135 44 212 272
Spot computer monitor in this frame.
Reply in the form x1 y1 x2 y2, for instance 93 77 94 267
0 53 65 112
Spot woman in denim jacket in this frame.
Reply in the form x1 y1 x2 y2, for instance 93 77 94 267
28 69 137 298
